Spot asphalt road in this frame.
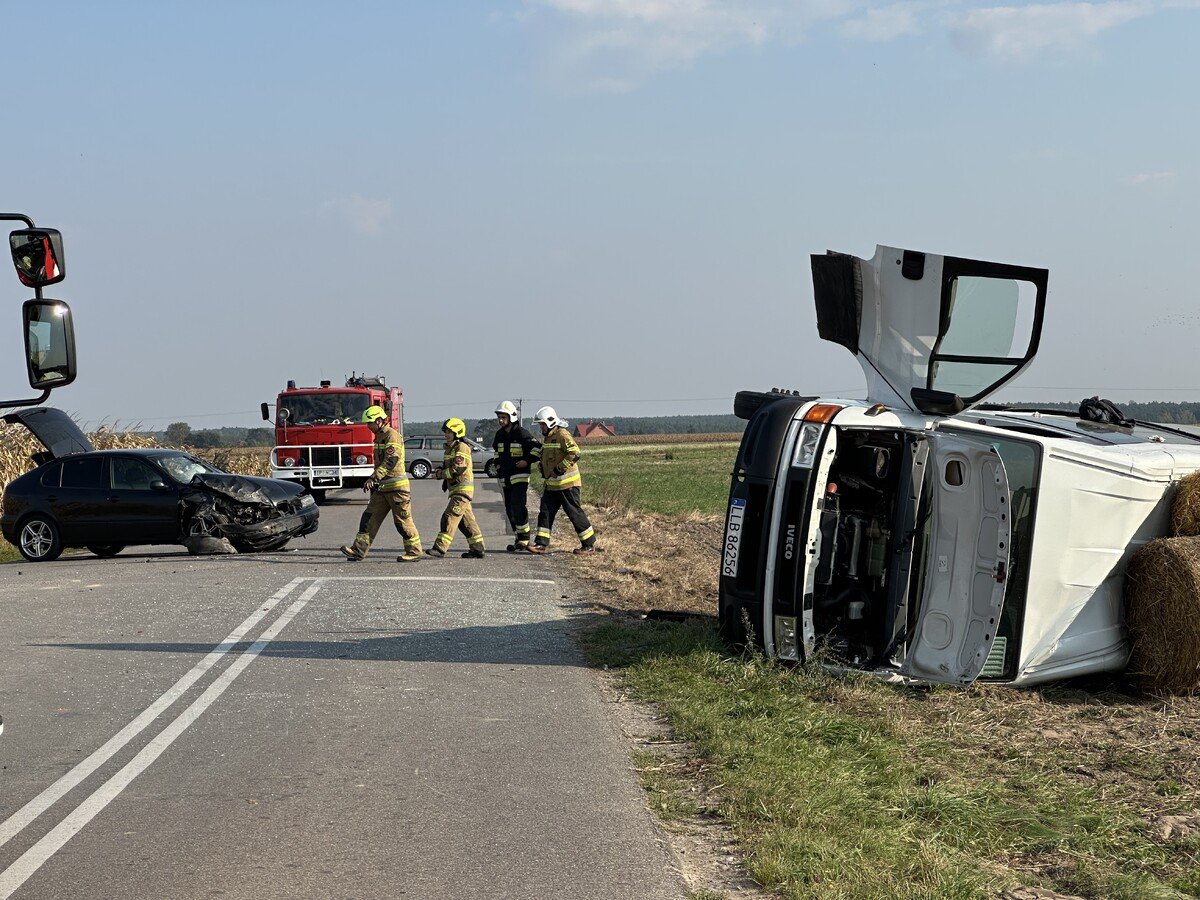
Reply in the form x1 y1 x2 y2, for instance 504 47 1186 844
0 478 686 899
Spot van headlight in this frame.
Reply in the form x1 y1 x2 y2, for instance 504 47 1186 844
792 424 822 469
774 616 799 661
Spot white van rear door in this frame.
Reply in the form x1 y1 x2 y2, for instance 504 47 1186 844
811 246 1048 413
900 432 1011 685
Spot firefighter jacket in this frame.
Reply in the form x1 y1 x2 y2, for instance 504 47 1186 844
439 438 474 498
491 424 540 484
534 425 581 491
372 424 410 492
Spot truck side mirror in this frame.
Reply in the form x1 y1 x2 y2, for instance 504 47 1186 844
24 299 77 389
261 402 270 421
10 229 65 288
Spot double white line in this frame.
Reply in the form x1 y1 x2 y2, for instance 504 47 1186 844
0 573 557 898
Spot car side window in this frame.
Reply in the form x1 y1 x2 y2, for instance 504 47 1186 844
404 438 422 450
112 457 160 491
61 457 105 489
40 463 62 488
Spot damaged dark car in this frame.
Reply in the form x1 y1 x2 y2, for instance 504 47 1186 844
1 408 319 562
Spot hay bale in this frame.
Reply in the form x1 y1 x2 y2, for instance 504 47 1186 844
1170 471 1200 536
1125 536 1200 693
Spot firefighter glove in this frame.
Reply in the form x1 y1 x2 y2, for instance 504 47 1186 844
363 478 377 492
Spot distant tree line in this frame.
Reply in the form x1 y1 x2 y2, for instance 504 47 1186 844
405 414 747 440
1004 400 1200 424
158 423 275 449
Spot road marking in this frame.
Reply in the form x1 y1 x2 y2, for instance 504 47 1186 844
319 576 556 585
0 580 324 900
0 576 306 852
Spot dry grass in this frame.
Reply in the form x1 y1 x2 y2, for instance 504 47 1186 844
1125 536 1200 694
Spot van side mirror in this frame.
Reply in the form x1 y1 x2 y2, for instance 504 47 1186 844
261 402 270 421
24 300 76 389
10 229 65 288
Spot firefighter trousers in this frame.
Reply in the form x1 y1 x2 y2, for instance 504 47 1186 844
352 489 422 556
534 487 595 549
502 480 531 546
434 493 485 552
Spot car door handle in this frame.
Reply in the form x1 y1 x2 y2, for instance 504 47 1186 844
107 496 120 503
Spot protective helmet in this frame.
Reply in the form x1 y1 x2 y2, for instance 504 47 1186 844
495 400 518 418
442 417 467 438
534 406 560 429
362 405 388 424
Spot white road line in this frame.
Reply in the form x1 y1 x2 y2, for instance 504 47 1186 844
0 580 324 899
0 576 306 851
320 576 556 584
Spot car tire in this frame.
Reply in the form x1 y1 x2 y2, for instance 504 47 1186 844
484 460 500 478
87 545 125 558
17 515 63 562
410 460 432 480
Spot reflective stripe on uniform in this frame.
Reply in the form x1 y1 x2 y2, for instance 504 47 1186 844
537 528 551 539
544 468 581 489
516 525 531 535
449 485 475 497
377 475 411 491
577 526 595 541
468 534 485 547
508 474 530 484
541 443 562 449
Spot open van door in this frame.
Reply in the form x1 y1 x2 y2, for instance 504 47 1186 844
900 432 1011 685
811 245 1048 414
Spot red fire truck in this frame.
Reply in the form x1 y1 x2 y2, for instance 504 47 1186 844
260 374 403 502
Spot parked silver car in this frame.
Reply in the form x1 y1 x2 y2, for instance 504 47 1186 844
404 435 499 480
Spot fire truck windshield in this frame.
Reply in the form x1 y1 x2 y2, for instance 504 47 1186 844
281 393 372 426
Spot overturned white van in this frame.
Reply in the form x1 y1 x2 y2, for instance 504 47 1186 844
719 246 1200 686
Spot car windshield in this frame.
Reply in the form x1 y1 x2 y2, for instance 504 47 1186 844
281 393 371 426
157 453 221 483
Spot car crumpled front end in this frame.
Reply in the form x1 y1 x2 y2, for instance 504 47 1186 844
179 473 318 552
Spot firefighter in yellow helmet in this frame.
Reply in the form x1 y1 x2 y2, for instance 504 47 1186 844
428 417 486 559
339 405 424 562
528 405 596 554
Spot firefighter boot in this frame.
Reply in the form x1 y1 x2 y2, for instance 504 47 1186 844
340 545 366 561
427 546 447 558
396 549 424 563
461 548 486 559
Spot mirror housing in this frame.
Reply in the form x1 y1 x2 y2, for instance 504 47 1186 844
911 388 965 417
260 402 270 421
10 229 65 288
24 299 77 390
150 480 169 492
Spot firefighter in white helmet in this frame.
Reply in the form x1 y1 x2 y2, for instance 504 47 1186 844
339 405 424 562
491 400 540 551
428 417 486 559
528 405 596 554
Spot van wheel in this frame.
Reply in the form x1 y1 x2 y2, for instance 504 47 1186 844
87 545 125 558
18 515 63 562
410 460 432 480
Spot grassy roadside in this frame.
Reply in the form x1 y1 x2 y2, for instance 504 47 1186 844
0 538 17 563
567 444 1200 899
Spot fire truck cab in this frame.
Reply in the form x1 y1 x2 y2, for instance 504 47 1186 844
262 374 402 502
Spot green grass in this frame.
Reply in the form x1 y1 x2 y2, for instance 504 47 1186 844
577 443 736 516
0 537 18 563
582 619 1197 900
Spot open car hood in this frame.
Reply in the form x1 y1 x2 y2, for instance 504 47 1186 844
811 245 1048 414
2 406 95 459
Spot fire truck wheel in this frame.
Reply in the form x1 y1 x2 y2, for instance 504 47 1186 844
410 460 432 480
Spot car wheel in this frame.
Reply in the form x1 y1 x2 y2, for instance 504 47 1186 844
484 460 499 478
18 515 63 562
87 545 125 558
410 460 431 480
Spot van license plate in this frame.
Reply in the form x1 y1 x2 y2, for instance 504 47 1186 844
723 499 746 578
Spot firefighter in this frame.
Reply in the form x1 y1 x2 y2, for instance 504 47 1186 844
428 417 486 559
491 400 540 552
528 406 596 554
339 406 423 562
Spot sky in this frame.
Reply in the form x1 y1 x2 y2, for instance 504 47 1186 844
1 0 1197 429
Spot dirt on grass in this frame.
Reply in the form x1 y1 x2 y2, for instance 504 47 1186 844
566 501 1200 896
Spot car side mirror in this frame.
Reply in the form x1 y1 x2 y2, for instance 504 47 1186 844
260 402 270 421
10 228 65 287
24 299 77 389
150 480 169 492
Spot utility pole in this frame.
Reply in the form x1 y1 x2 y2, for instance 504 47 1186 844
516 398 524 423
